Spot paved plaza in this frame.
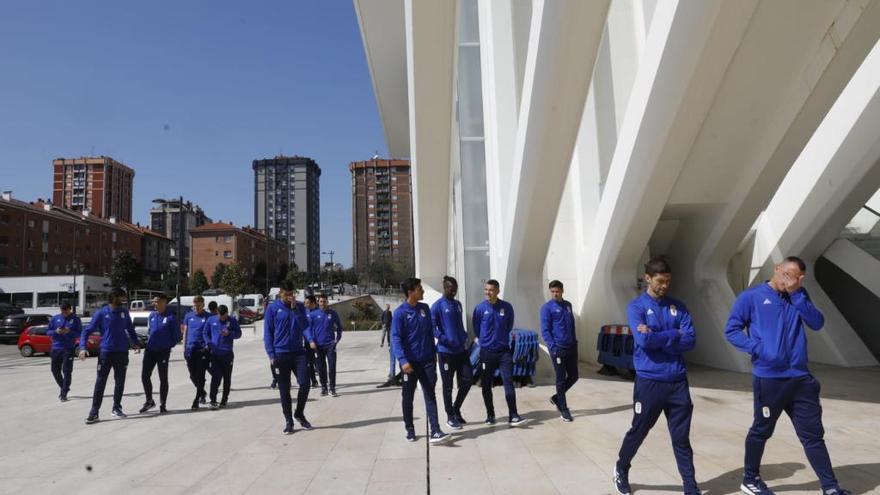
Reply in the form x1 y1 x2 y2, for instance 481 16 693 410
0 330 878 495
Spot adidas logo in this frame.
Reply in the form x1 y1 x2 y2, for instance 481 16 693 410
763 298 772 305
646 309 654 315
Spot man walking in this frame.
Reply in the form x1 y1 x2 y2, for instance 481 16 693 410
183 295 211 409
264 281 314 434
391 278 450 444
540 280 578 422
139 293 180 414
473 279 527 426
431 276 472 429
80 288 140 424
380 304 392 347
308 293 343 397
613 257 700 495
205 305 241 409
304 295 320 388
726 256 852 495
47 301 81 402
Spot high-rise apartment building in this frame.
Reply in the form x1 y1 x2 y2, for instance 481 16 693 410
349 158 413 273
149 198 211 276
253 155 321 273
52 156 135 222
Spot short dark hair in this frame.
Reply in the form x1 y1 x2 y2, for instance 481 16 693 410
548 280 563 290
60 301 72 310
208 301 218 312
443 276 458 287
644 257 672 277
279 280 296 292
485 279 500 289
154 292 168 302
783 256 807 273
193 295 205 303
318 293 329 300
218 304 229 315
305 295 317 305
108 287 126 302
401 277 422 297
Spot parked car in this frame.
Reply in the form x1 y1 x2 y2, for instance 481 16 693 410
0 303 25 319
17 324 102 357
0 314 51 344
238 308 258 325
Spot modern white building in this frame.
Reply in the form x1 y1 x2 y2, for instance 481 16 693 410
354 0 880 372
0 275 111 315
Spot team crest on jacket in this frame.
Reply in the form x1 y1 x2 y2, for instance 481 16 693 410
420 309 426 317
669 305 677 317
499 308 505 316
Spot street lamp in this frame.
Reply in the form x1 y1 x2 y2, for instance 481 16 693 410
321 250 335 296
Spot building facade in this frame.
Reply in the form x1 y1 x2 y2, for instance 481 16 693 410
253 155 321 273
355 0 880 372
136 226 173 281
52 156 135 222
149 198 211 276
189 222 287 282
349 158 414 273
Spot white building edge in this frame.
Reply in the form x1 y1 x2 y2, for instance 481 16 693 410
354 0 880 372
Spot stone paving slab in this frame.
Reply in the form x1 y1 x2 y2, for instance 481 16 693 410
0 330 878 494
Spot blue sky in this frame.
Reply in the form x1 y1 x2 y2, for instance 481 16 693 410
0 1 388 267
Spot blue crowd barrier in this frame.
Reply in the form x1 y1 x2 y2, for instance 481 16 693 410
597 324 634 377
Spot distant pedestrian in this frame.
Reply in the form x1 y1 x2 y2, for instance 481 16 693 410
380 304 392 347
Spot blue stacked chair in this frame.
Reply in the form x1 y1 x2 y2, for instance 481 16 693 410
596 324 635 378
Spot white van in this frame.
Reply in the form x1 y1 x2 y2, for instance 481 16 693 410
172 294 235 313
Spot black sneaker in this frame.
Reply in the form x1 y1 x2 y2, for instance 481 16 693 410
159 405 168 414
330 389 339 397
485 415 496 425
210 401 219 410
320 388 329 397
85 414 99 425
509 415 529 427
311 379 319 388
822 488 852 495
560 409 573 422
199 391 207 404
455 411 468 425
283 421 294 435
139 401 156 414
613 466 631 495
446 417 462 430
741 476 774 495
295 415 313 430
111 408 127 418
219 401 228 409
60 395 69 403
549 394 559 410
376 379 395 388
429 431 451 444
405 428 417 442
191 399 200 410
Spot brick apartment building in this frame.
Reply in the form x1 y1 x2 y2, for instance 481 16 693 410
52 156 135 223
0 192 144 278
189 222 287 280
134 226 174 280
349 158 414 273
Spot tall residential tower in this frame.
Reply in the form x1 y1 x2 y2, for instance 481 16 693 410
52 156 135 222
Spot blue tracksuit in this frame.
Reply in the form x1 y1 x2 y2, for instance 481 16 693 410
617 291 698 492
205 315 242 355
431 297 467 354
540 299 579 411
725 283 838 490
183 310 211 354
263 299 312 359
391 301 441 433
83 305 138 353
308 308 342 346
48 313 81 351
146 309 181 352
472 299 514 352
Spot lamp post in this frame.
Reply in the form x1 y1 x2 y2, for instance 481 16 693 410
321 250 335 297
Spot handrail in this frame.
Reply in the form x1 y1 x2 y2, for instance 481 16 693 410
862 205 880 218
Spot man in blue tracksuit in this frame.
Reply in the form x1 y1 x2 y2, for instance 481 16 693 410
205 305 241 409
725 256 851 495
431 275 472 429
473 279 527 426
47 301 81 402
183 295 211 409
308 293 343 397
264 281 314 434
540 280 578 422
391 277 449 444
80 288 140 424
139 293 180 414
614 258 700 495
304 295 320 388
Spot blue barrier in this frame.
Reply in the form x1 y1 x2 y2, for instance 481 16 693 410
597 324 634 377
469 328 540 380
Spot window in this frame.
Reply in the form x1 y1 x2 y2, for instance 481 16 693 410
0 257 7 269
27 240 34 249
223 251 232 259
27 219 34 228
0 236 7 247
224 235 233 243
215 250 219 256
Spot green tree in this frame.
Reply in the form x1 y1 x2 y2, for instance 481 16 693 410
110 250 143 289
211 263 228 289
190 269 209 295
220 262 250 303
284 265 311 289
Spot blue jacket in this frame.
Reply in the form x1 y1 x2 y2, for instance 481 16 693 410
205 315 242 355
263 299 312 359
308 308 343 346
725 283 824 378
391 301 436 366
146 308 181 352
83 305 138 353
431 297 468 354
47 313 82 351
540 299 577 354
627 292 696 382
183 309 211 352
472 299 515 353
